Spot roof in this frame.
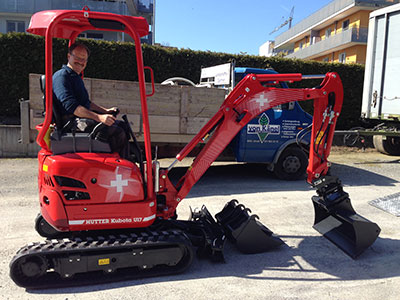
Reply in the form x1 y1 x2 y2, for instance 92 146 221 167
27 8 149 40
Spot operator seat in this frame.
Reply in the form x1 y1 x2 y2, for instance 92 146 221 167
40 75 111 155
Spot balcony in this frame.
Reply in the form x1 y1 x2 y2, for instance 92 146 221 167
135 0 153 13
286 26 368 59
0 0 130 15
0 0 154 43
274 0 398 48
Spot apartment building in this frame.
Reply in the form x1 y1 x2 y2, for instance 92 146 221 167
270 0 399 64
0 0 154 44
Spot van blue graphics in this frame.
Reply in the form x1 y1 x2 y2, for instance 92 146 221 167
247 113 280 143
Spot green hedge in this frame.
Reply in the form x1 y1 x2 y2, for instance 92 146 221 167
0 33 365 129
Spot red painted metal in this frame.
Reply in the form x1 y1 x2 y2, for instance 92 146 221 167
27 9 149 39
44 153 144 204
305 74 343 183
28 8 154 199
162 72 343 217
39 189 69 232
38 152 150 231
144 66 155 97
28 9 343 233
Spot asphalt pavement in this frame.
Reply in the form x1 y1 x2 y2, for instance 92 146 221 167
1 148 399 300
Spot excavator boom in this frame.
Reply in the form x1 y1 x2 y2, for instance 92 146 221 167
167 72 342 204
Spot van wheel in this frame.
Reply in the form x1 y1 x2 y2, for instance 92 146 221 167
373 135 400 156
274 147 308 180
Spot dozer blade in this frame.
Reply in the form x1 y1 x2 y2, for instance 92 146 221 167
215 200 284 254
312 176 381 258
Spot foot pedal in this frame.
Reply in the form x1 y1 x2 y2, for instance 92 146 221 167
215 200 283 254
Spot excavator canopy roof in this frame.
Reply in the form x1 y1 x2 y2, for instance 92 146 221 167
27 8 149 40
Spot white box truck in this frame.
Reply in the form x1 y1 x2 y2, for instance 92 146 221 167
361 3 400 155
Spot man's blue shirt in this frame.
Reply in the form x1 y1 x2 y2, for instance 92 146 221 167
52 65 91 115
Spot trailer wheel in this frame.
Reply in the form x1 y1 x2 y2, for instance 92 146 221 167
274 147 308 180
373 135 400 156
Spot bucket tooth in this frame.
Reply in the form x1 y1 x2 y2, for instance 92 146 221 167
215 200 283 254
312 176 381 258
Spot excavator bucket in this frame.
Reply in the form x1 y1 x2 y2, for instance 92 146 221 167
215 200 283 254
312 176 381 258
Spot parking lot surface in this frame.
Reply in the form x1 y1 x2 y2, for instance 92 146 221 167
1 147 399 300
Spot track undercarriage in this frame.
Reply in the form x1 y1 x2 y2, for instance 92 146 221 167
10 227 194 289
11 202 282 289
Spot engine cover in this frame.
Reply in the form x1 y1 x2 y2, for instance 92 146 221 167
38 151 153 231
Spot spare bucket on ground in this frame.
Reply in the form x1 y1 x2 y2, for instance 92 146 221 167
215 199 284 254
312 176 381 258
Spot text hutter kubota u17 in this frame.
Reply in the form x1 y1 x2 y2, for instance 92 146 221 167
9 8 381 289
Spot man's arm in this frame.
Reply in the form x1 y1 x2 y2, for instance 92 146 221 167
90 102 118 115
74 105 115 126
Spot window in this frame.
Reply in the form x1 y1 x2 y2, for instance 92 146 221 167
323 57 329 62
6 21 25 33
299 42 304 49
325 28 331 38
273 102 294 111
78 32 104 40
342 19 350 31
339 52 346 63
87 33 103 39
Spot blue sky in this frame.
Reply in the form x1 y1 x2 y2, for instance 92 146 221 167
155 0 333 55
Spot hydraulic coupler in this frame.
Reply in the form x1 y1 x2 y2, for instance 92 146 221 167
311 176 381 258
215 200 283 254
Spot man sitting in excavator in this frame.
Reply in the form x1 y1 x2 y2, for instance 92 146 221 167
52 43 130 159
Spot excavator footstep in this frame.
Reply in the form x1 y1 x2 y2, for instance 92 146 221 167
215 199 284 254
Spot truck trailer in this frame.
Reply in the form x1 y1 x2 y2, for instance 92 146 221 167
359 3 400 155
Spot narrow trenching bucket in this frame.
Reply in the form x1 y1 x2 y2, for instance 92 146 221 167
215 200 284 254
312 195 381 258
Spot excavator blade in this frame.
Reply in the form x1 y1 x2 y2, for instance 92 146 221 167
311 176 381 258
215 200 284 254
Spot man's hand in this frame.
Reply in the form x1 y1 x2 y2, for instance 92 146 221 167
106 107 119 116
98 114 116 126
74 105 116 126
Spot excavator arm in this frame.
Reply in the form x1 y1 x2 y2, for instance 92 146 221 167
159 72 380 258
171 72 342 201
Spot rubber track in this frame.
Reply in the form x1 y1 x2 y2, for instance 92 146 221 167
10 229 194 289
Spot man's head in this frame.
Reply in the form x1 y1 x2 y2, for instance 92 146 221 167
67 43 90 75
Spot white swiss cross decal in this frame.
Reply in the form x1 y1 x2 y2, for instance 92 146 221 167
98 166 135 202
111 173 128 193
254 93 271 109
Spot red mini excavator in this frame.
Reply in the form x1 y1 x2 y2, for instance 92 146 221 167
10 8 380 289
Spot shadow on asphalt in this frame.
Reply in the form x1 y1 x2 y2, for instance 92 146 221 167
354 158 400 165
167 161 398 198
29 235 400 294
330 162 399 187
27 160 400 294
